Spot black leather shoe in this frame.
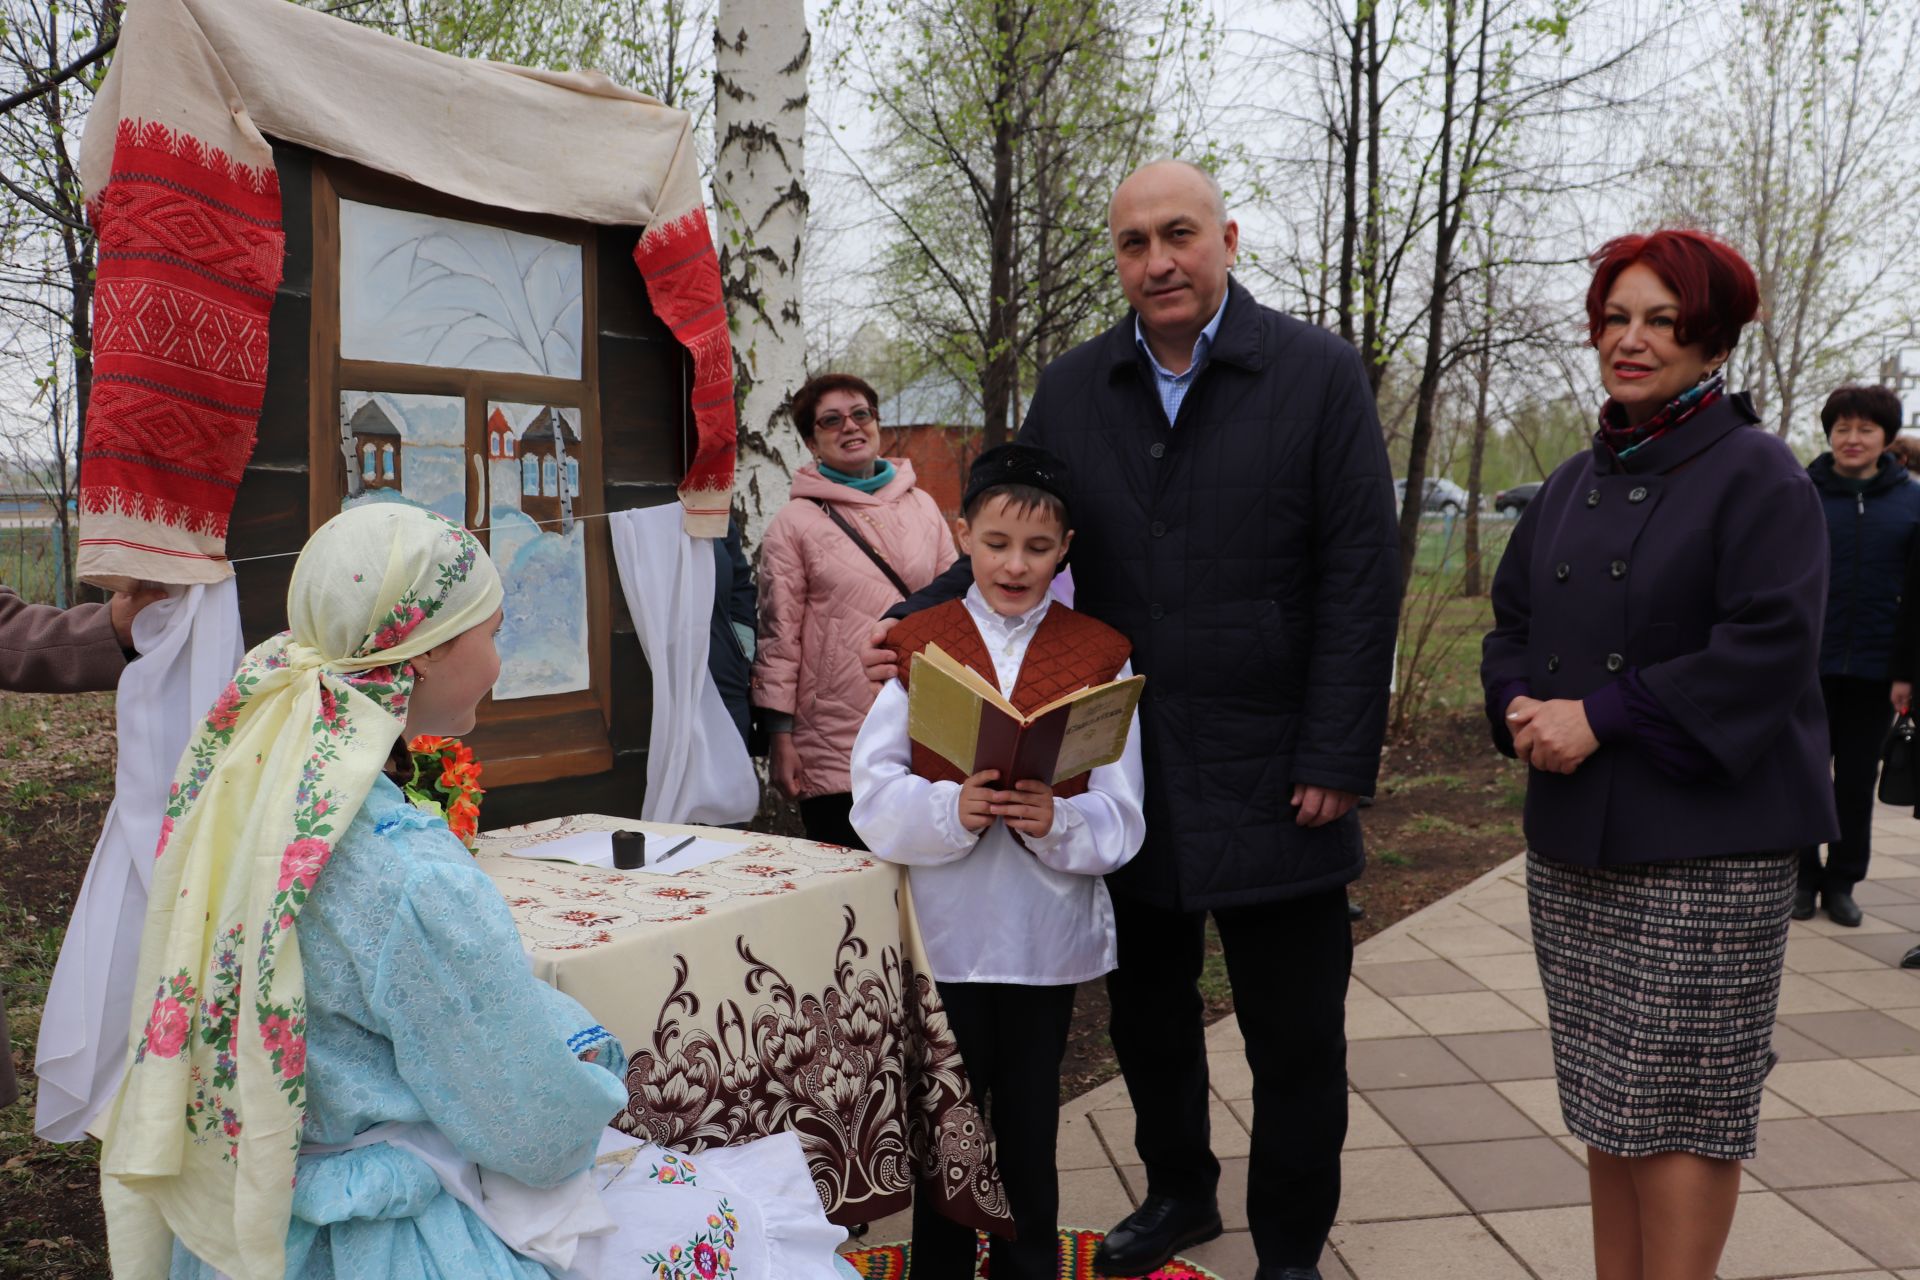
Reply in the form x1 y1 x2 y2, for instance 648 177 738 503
1791 887 1817 920
1255 1269 1324 1280
1825 888 1864 928
1093 1195 1223 1276
1900 943 1920 969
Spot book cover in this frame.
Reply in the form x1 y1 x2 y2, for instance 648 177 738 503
906 644 1143 786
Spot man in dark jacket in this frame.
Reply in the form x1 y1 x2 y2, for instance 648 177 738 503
1801 385 1920 925
867 161 1400 1278
707 518 757 749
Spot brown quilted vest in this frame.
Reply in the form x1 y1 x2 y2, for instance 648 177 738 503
891 597 1133 798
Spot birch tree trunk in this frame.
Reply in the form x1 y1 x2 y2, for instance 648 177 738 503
714 0 809 549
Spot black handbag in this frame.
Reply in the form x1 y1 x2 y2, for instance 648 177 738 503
1879 712 1918 806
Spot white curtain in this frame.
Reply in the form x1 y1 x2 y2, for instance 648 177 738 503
607 506 759 826
35 579 245 1141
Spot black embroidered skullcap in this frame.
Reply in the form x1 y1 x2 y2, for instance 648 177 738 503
962 443 1073 515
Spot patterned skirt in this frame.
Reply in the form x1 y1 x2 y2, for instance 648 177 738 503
1526 849 1795 1161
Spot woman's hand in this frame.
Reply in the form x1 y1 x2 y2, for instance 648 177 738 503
996 779 1056 840
1509 698 1598 774
957 769 1001 833
1503 695 1542 764
1894 681 1912 714
770 731 803 798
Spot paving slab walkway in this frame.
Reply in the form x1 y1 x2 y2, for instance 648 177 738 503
847 798 1920 1277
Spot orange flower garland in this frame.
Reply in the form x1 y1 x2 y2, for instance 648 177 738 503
403 735 485 851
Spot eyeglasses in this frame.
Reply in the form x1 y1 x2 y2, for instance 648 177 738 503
814 407 876 432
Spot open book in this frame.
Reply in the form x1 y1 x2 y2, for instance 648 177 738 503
907 643 1144 786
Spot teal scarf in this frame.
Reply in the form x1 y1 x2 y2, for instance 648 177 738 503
819 458 895 494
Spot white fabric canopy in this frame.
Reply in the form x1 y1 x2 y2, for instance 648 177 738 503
608 506 759 826
78 0 700 230
35 579 245 1141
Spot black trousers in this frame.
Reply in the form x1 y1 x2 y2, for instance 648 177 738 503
798 792 868 851
911 980 1076 1280
1799 674 1893 892
1107 886 1352 1269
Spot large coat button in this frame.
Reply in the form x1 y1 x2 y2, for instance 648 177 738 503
1151 521 1167 537
1587 489 1601 507
1150 442 1167 459
1606 653 1624 672
1610 560 1627 579
1555 562 1571 581
1150 603 1165 620
1629 486 1649 503
1547 654 1560 673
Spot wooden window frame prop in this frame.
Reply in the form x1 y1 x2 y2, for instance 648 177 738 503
308 158 614 787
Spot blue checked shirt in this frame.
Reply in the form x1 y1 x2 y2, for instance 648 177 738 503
1134 291 1229 425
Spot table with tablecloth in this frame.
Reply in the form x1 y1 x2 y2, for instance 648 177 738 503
476 815 1010 1236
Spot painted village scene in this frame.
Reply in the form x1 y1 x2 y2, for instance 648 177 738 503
338 198 590 701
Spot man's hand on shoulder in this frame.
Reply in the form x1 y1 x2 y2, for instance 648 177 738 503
109 585 168 652
1291 784 1357 828
863 618 900 685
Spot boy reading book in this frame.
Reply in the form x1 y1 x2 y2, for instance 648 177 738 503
850 444 1146 1280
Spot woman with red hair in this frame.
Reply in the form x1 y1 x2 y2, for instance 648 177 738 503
1482 230 1836 1279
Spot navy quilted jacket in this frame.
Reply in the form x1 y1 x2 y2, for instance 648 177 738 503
1806 452 1920 681
892 279 1402 910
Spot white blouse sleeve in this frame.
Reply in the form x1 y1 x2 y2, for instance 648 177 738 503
849 678 980 864
1023 661 1147 876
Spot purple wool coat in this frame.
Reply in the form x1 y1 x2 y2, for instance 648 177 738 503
1481 393 1839 866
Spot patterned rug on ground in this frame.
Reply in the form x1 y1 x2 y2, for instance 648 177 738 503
842 1227 1225 1279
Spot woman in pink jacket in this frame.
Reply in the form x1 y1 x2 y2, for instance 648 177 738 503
754 373 958 846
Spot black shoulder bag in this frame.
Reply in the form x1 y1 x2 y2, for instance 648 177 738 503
813 500 913 600
1879 711 1918 806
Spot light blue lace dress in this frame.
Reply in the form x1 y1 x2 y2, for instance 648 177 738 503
170 777 628 1279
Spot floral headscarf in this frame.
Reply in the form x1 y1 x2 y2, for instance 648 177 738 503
99 503 502 1280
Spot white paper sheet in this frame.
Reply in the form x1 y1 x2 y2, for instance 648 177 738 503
503 831 618 867
638 836 742 876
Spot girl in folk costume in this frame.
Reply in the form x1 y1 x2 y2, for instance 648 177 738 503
99 502 854 1280
849 445 1147 1280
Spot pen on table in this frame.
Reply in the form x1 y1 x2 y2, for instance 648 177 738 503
654 836 696 863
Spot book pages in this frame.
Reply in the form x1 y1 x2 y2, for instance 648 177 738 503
1047 676 1145 783
908 649 989 774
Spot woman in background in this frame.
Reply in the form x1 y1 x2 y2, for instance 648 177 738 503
1799 384 1920 926
754 373 956 846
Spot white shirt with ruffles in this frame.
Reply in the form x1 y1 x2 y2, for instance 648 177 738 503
849 587 1146 985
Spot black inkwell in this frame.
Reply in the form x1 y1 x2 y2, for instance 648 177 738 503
611 830 646 870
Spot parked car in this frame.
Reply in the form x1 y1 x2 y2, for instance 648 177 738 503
1493 481 1542 514
1394 476 1471 515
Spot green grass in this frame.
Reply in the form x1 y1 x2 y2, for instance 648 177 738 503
1408 514 1514 578
0 526 69 607
0 902 107 1279
6 781 53 807
1377 848 1416 868
1389 772 1466 793
1407 813 1472 837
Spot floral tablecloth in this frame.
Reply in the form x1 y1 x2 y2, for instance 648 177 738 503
476 815 1010 1235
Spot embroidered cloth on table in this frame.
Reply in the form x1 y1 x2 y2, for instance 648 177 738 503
75 0 733 591
475 816 1013 1239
